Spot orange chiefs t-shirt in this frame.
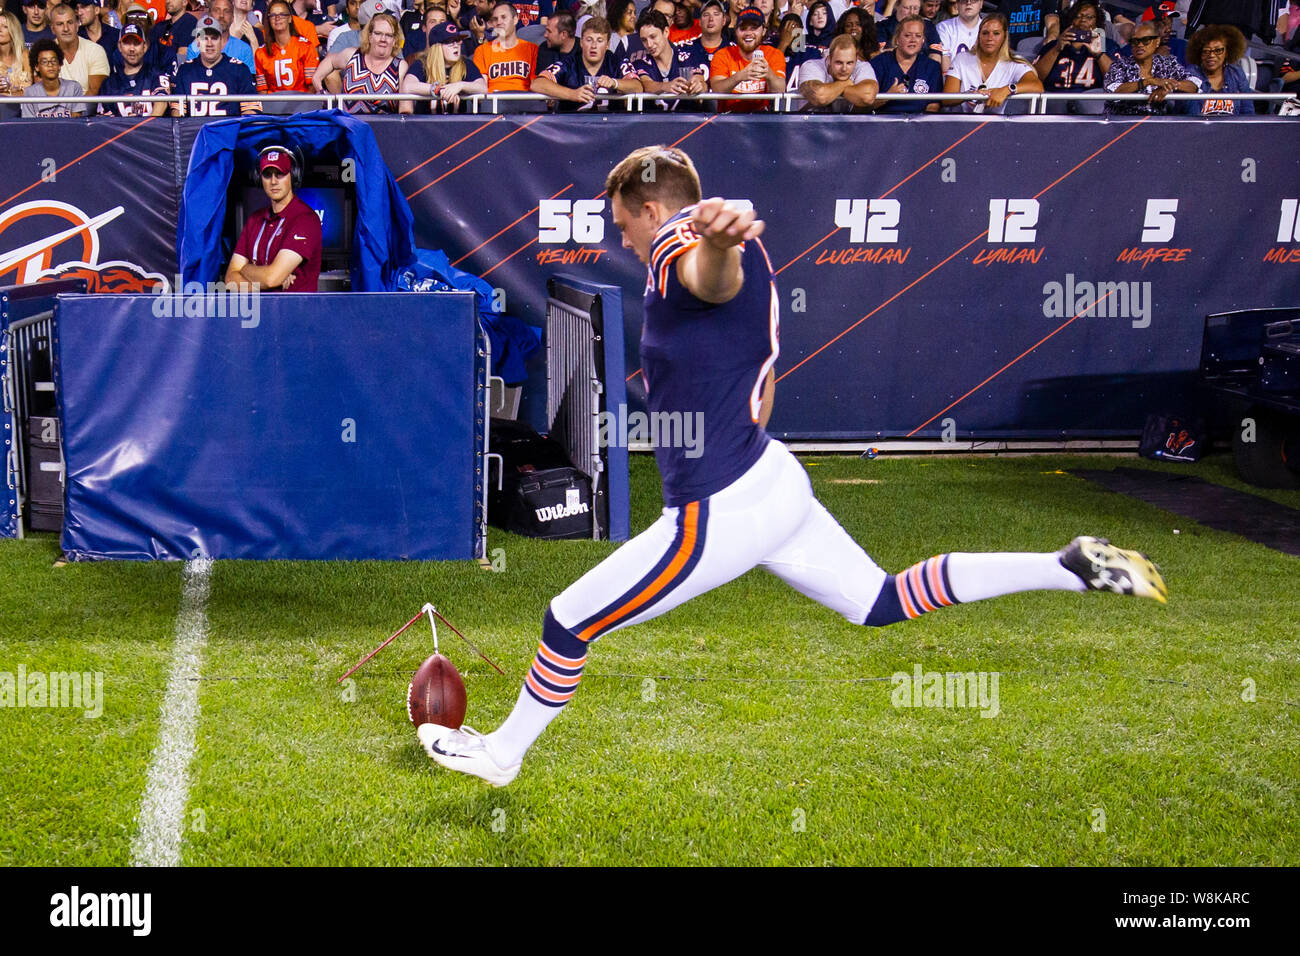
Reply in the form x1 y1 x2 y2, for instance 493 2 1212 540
709 44 785 112
138 0 167 27
472 38 538 92
255 36 320 93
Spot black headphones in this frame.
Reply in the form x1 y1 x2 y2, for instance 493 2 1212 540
257 143 303 187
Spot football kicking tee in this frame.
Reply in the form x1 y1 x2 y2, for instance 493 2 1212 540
419 145 1169 787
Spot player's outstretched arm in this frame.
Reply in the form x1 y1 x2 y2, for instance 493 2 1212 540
676 197 764 305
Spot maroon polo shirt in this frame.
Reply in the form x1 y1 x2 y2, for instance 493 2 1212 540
233 194 322 292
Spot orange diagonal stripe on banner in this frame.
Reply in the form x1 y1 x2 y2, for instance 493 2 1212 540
1 116 158 210
905 290 1118 437
405 115 545 201
775 230 988 383
778 117 1153 385
395 117 504 183
774 122 990 277
451 183 574 268
481 233 539 279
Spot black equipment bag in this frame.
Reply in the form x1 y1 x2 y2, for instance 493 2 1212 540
1140 413 1206 463
488 419 593 539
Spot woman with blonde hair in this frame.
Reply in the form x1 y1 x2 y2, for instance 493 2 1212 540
315 11 412 113
942 12 1041 112
0 10 32 100
401 19 485 112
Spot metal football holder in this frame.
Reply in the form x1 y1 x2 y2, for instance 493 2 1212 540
338 603 505 683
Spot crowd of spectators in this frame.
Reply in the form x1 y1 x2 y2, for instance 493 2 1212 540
0 0 1295 117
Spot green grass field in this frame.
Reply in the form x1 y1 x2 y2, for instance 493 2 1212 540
2 452 1297 866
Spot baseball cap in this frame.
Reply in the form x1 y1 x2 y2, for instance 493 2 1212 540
359 0 400 26
1141 1 1179 19
74 0 104 7
429 21 469 44
21 0 43 7
699 0 726 12
120 22 147 41
259 148 293 176
196 14 222 34
736 5 765 25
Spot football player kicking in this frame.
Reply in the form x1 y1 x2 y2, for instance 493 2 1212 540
420 145 1168 786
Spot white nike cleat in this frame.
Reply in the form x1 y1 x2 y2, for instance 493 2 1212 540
417 723 521 787
1058 536 1168 604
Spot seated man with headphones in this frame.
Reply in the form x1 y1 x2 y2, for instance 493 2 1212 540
225 146 323 292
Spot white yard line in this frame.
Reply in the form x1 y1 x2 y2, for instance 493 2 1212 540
130 557 212 868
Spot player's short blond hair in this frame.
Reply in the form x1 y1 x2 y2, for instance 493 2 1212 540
605 145 702 214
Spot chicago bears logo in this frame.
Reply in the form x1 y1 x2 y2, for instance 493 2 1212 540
0 201 170 293
1165 428 1195 456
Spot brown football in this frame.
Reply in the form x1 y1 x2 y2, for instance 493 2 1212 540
407 653 467 728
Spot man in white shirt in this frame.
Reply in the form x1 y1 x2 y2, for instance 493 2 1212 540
796 33 877 110
50 2 109 95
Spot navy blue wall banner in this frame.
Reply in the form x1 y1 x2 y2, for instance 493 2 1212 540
3 116 1298 439
53 292 485 561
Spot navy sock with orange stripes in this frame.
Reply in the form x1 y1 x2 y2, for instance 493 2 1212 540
863 551 1084 626
863 556 961 627
524 608 588 708
489 608 587 767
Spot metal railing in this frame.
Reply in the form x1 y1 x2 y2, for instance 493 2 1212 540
545 289 605 541
10 90 1296 115
1 310 58 539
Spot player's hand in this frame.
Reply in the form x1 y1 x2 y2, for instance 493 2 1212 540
986 85 1010 108
576 83 596 103
692 197 765 250
669 76 689 95
888 78 907 94
745 57 767 81
596 75 616 90
282 273 295 289
686 74 706 95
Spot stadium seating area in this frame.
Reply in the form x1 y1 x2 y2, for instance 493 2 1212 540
2 0 1297 117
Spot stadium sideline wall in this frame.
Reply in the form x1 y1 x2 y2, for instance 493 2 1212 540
1 116 1297 439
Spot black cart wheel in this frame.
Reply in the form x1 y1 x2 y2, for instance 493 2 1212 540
1234 407 1300 489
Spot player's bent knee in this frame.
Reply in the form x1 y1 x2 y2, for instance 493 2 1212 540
862 575 909 627
543 605 589 659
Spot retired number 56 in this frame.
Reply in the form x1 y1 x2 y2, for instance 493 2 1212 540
539 199 606 244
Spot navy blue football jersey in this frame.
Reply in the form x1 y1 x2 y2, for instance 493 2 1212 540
172 54 257 116
540 51 633 112
99 67 169 116
625 41 710 84
1040 39 1106 90
641 206 779 506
